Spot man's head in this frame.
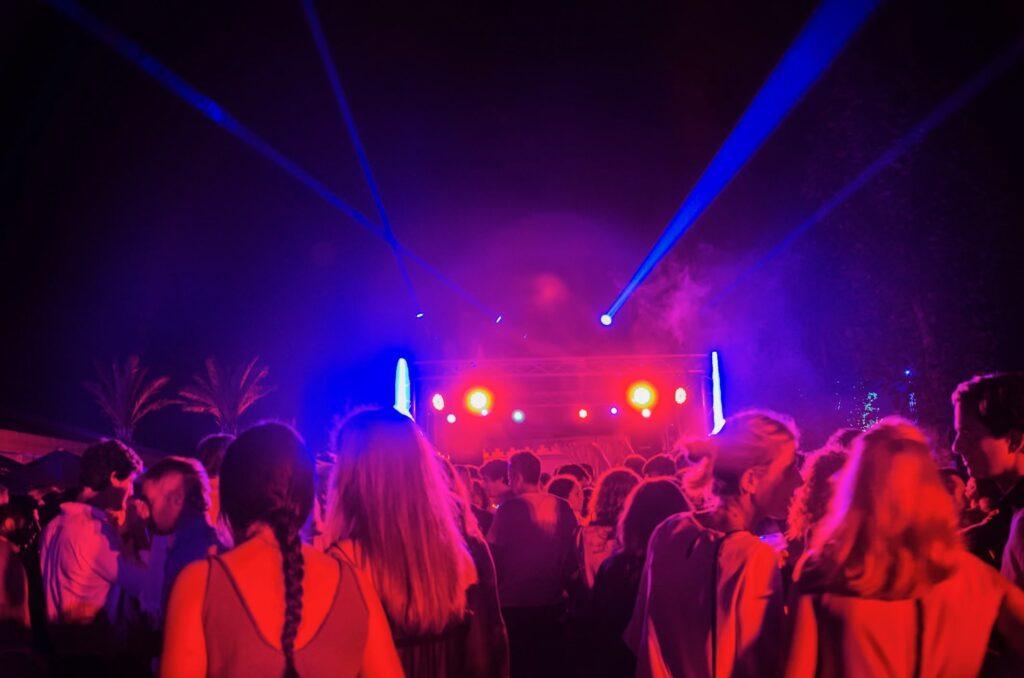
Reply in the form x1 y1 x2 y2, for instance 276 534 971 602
509 451 542 495
140 456 211 534
79 439 144 511
480 459 510 504
952 373 1024 482
194 433 234 479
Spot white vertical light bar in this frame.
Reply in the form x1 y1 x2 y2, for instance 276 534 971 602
711 351 725 434
394 357 411 417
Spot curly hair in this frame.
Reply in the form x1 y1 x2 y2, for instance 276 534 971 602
587 468 640 526
786 446 849 543
79 439 143 491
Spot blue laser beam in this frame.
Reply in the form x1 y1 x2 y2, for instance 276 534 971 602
603 0 879 323
708 36 1024 307
43 0 493 318
299 0 421 313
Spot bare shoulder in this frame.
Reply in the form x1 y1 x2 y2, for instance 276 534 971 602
174 557 212 595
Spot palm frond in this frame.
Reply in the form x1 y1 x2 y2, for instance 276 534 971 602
177 357 273 434
85 355 174 443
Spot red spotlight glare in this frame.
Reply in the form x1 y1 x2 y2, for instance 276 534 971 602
578 408 589 420
641 408 652 419
465 388 493 415
431 393 445 411
674 387 687 405
628 381 658 410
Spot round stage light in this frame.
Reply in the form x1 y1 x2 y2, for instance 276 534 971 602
600 314 613 326
628 381 658 410
465 388 493 415
431 393 445 411
446 414 457 424
674 387 687 405
610 406 619 415
512 409 525 423
641 408 652 419
578 408 589 420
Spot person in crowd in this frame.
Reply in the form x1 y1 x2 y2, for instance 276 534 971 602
626 410 803 677
192 433 234 527
162 421 400 677
952 372 1024 587
678 440 717 511
1 501 32 645
785 432 852 565
481 459 512 510
489 451 580 677
588 479 687 676
456 465 495 535
546 475 584 517
41 439 146 624
622 455 646 477
137 456 223 618
939 467 969 523
786 417 1024 676
641 454 675 478
324 408 507 678
579 468 640 589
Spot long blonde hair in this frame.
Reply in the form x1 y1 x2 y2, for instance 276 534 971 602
324 408 475 634
797 417 961 600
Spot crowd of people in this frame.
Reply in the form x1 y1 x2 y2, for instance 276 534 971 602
1 371 1024 677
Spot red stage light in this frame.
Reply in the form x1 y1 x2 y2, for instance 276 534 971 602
578 408 589 419
628 381 658 410
446 413 457 424
432 393 445 411
465 388 493 415
674 387 687 405
641 408 652 419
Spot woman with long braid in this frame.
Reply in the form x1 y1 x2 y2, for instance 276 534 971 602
161 422 401 677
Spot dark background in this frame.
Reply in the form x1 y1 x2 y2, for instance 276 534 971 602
3 0 1022 452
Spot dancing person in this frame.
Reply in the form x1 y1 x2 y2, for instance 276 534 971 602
192 433 233 527
489 451 580 677
324 408 507 678
579 468 640 589
162 422 401 677
588 479 687 677
786 418 1024 676
952 373 1024 587
626 410 803 677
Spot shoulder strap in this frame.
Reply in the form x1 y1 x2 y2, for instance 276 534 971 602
913 598 924 678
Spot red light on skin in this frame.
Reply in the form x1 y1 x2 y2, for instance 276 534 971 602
578 408 589 420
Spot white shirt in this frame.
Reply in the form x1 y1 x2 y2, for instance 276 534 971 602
41 502 145 623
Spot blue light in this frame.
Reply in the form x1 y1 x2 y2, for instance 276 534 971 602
600 314 613 327
415 312 425 319
904 368 912 377
495 315 503 324
711 351 725 434
394 358 411 417
606 0 879 317
511 409 525 423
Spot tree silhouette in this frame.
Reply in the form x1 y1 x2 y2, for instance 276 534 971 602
85 355 175 443
178 357 273 434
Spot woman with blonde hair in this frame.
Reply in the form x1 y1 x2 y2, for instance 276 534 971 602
324 408 508 677
578 468 640 588
787 417 1024 676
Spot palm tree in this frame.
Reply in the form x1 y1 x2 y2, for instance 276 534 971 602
85 355 176 443
178 357 273 434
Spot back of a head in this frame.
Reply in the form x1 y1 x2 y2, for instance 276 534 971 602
802 417 961 599
327 407 471 635
546 475 579 501
480 458 509 483
711 409 799 496
622 454 646 476
952 372 1024 437
79 439 143 491
194 433 235 479
786 438 850 543
618 479 688 556
219 421 314 678
509 451 542 486
642 454 676 478
556 464 589 484
589 468 641 526
142 455 211 514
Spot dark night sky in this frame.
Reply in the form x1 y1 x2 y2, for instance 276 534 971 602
3 0 1023 450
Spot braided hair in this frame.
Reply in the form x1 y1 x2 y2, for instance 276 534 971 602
220 422 315 678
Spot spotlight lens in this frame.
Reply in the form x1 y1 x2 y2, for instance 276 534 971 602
628 382 656 407
431 393 445 411
578 408 589 419
446 413 457 424
610 406 619 415
480 409 489 417
674 387 687 405
465 387 493 415
600 314 613 326
641 408 652 418
415 312 425 319
512 409 525 423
